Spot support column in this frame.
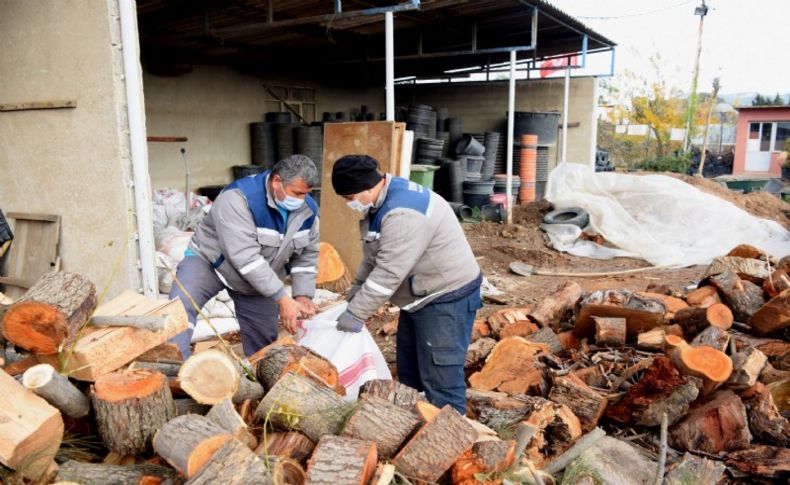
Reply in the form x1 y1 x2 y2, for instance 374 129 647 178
561 66 570 164
506 50 516 224
385 11 395 121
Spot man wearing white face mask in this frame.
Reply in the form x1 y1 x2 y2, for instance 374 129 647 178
169 155 320 358
331 154 482 413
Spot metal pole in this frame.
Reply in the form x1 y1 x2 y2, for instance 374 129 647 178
561 66 570 164
385 11 395 121
506 50 516 225
683 1 708 152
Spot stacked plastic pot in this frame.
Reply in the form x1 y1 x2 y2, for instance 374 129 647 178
519 134 538 203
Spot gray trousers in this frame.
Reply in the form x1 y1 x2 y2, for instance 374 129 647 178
169 255 279 358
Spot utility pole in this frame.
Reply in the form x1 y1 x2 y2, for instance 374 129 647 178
682 1 708 152
697 77 720 176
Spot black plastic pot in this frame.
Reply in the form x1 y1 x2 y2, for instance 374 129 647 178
232 165 266 180
480 203 505 223
463 191 491 208
513 111 560 146
448 202 473 220
456 135 486 156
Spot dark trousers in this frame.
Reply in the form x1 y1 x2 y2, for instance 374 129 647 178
169 255 279 358
396 289 481 414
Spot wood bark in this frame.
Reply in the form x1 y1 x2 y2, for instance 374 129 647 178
663 453 726 485
341 395 421 459
255 341 343 394
256 431 315 464
2 271 96 354
468 337 548 395
486 307 532 338
637 292 689 320
527 281 583 329
178 349 240 404
593 317 626 346
451 440 516 485
262 455 306 485
153 414 232 478
91 369 176 455
725 445 790 478
575 290 666 339
727 347 767 390
465 337 496 369
524 326 564 354
186 438 273 485
175 398 211 416
207 398 257 449
305 435 377 485
749 288 790 335
741 382 790 447
22 363 90 418
709 270 765 322
56 460 175 485
705 255 770 283
685 285 721 308
669 389 751 454
673 303 733 337
763 269 790 297
131 360 181 377
392 406 478 483
637 328 665 352
498 320 539 339
233 373 265 403
690 325 730 352
466 388 532 431
90 314 169 331
666 336 733 395
520 396 582 467
359 379 425 409
548 374 607 432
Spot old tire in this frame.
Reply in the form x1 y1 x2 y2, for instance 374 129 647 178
543 207 589 228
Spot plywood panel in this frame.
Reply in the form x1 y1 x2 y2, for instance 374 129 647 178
0 213 60 298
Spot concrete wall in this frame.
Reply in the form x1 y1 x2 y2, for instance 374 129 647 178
144 66 385 190
733 107 790 176
0 0 140 297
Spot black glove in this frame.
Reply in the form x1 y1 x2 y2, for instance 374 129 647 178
337 310 364 333
346 284 361 302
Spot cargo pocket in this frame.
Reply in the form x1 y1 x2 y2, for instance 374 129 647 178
291 235 310 255
257 232 282 260
430 347 466 390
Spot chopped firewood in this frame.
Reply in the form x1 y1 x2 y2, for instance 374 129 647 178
672 303 733 337
91 369 176 455
2 353 38 376
753 340 790 371
233 373 265 403
685 285 721 308
1 271 96 354
778 254 790 271
663 324 685 338
741 382 790 447
137 342 183 363
572 366 609 389
637 328 666 352
727 347 767 390
207 398 257 449
178 349 240 404
342 395 421 459
186 438 272 485
306 435 377 485
727 243 767 260
664 452 726 485
378 319 398 336
575 289 666 339
527 281 583 329
392 405 477 483
760 362 790 385
690 326 730 352
593 317 626 346
466 389 532 430
247 335 297 366
548 373 607 432
256 431 315 464
370 463 396 485
359 379 425 409
487 307 532 338
705 256 770 284
606 357 700 426
263 455 306 485
415 400 441 422
255 341 343 394
709 270 765 323
520 396 582 467
669 389 751 454
132 360 181 377
22 363 90 418
725 445 790 478
471 319 492 341
499 320 539 339
638 292 689 320
0 369 64 480
56 460 175 485
465 337 497 369
153 414 232 478
562 436 657 485
749 288 790 336
524 326 564 354
451 439 516 485
557 330 582 351
763 269 790 297
175 398 210 416
255 372 349 442
665 335 732 395
468 337 549 395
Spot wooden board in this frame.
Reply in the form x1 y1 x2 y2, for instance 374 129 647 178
37 291 188 381
320 121 400 274
0 212 61 299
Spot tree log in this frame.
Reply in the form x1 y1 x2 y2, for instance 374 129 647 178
358 379 425 409
727 243 767 259
471 319 492 341
706 255 770 284
637 292 689 321
2 271 96 354
137 341 183 362
749 288 790 336
524 326 564 354
256 431 315 464
305 435 377 485
186 438 273 485
178 349 239 404
548 374 607 432
673 303 733 337
593 317 626 346
520 396 582 467
637 328 666 352
763 269 790 297
465 337 496 369
342 395 421 459
466 388 532 431
685 286 721 308
153 414 232 478
741 382 790 447
451 439 516 485
56 460 175 485
90 314 169 332
727 347 767 390
207 398 257 449
468 337 549 395
665 335 733 395
557 330 582 351
131 360 181 377
690 325 730 352
527 281 583 329
392 405 477 483
91 369 176 455
487 307 532 339
255 341 343 395
22 363 90 418
709 270 765 322
498 321 539 339
575 290 666 339
175 398 210 416
233 374 265 404
725 445 790 478
663 453 725 485
260 455 306 485
669 389 751 454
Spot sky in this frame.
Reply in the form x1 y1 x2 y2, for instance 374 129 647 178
548 0 790 100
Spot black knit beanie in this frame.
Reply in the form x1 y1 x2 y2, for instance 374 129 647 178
331 155 384 196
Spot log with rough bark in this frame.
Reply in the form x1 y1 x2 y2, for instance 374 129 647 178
638 291 689 319
524 326 564 354
2 271 96 354
727 347 767 390
527 281 583 329
465 388 532 431
499 320 539 339
131 360 182 377
663 453 726 485
669 389 751 454
451 439 516 485
487 307 532 338
685 285 721 308
186 438 273 485
727 243 767 260
465 337 497 369
709 270 765 322
359 379 425 409
593 317 626 346
22 363 90 418
673 303 733 337
749 288 790 336
665 335 733 395
179 349 240 404
255 372 349 442
0 369 64 480
175 398 211 416
305 435 377 485
233 373 265 403
90 314 170 332
520 396 582 467
548 374 607 432
468 337 549 395
763 269 790 297
207 398 257 449
370 463 396 485
392 405 478 483
137 341 183 362
259 455 306 485
255 341 343 394
91 369 176 455
741 382 790 447
705 256 770 284
471 320 492 341
557 330 582 351
414 400 441 422
56 460 175 485
341 395 421 459
575 290 666 339
153 414 232 478
637 328 666 352
256 431 315 464
725 445 790 478
690 325 730 352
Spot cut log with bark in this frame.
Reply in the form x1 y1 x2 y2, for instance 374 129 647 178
548 373 607 432
131 360 181 377
637 292 689 321
256 431 315 464
527 281 583 329
451 439 516 485
91 369 176 455
685 285 721 308
255 341 343 395
725 445 790 478
465 337 496 369
669 389 751 454
255 372 349 442
499 320 539 339
2 271 96 354
557 330 582 351
487 307 532 338
468 337 549 395
524 326 564 354
137 342 183 362
305 435 377 485
466 389 532 431
233 374 265 404
370 463 396 485
760 362 790 385
415 400 441 422
593 317 626 346
690 325 730 352
663 453 726 485
763 269 790 297
665 335 733 395
672 303 733 337
207 398 257 449
392 405 478 483
179 349 239 404
186 438 273 485
22 363 90 418
153 414 232 478
56 460 175 485
341 395 421 459
259 455 306 485
175 398 211 416
575 290 666 339
471 320 492 341
520 396 582 467
606 357 700 427
637 328 666 352
741 382 790 447
727 243 767 260
90 314 170 332
709 270 765 323
0 369 64 481
359 379 425 409
749 288 790 336
705 256 770 284
727 347 767 390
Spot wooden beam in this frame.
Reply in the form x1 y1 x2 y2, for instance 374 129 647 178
0 100 76 112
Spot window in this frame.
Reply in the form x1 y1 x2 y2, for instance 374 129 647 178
774 122 790 151
760 122 772 151
749 122 760 139
265 85 317 123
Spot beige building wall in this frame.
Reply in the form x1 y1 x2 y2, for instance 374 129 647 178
0 0 140 297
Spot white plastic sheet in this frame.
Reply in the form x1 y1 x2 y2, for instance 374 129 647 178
545 163 790 266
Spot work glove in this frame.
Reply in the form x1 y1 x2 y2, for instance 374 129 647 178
337 310 364 333
346 284 361 303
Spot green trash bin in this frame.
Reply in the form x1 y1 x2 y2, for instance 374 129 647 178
409 164 440 190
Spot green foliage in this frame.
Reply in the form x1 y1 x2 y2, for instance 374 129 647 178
753 93 788 106
638 153 692 173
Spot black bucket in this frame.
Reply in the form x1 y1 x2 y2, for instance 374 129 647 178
513 111 560 146
463 191 491 208
456 134 486 156
232 165 266 180
448 202 473 220
265 112 292 124
249 122 277 168
480 203 505 223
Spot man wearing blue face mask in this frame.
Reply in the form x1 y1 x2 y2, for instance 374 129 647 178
169 154 320 358
331 154 482 413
